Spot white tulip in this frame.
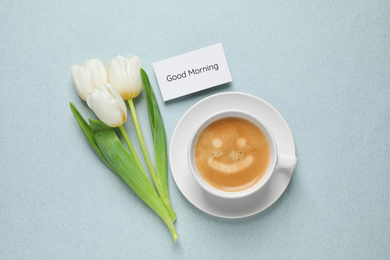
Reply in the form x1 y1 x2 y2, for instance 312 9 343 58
107 55 143 100
86 83 127 127
70 59 108 100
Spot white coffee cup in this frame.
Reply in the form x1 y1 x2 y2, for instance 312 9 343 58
187 110 297 199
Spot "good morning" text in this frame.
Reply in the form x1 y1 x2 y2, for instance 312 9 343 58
166 64 219 82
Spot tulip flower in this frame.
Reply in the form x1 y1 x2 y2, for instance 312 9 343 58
86 83 127 128
86 83 146 175
70 59 108 100
107 55 143 100
107 55 176 221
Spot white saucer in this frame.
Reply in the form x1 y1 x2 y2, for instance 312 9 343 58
169 92 296 218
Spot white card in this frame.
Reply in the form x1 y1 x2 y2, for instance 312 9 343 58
152 43 233 101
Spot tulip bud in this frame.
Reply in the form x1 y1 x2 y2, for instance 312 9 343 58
86 83 127 127
71 59 108 100
107 55 143 100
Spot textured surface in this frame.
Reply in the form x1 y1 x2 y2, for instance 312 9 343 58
1 0 389 259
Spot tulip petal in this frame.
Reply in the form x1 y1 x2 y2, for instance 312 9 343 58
105 83 127 124
108 56 132 100
126 55 143 99
70 65 94 100
83 59 108 88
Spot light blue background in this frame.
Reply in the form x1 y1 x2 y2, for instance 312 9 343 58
1 1 389 259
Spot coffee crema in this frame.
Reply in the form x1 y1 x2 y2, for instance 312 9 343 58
194 117 270 192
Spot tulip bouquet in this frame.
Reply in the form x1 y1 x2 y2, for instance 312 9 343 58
69 56 178 241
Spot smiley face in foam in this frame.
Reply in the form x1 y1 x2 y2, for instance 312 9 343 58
194 117 270 192
207 137 254 174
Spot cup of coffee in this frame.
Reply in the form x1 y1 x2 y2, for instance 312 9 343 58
188 110 297 199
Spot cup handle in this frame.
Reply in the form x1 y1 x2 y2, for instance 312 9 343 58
276 155 297 169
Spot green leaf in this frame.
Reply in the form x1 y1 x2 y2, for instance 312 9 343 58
69 102 116 174
141 69 157 133
89 119 178 241
141 69 176 221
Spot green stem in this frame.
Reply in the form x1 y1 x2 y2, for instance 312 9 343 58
118 125 148 179
164 218 179 242
162 197 176 222
128 99 163 197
